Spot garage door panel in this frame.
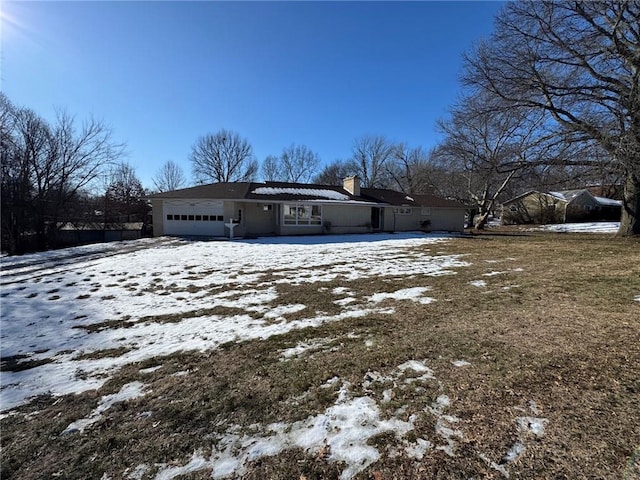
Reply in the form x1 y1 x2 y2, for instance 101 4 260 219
163 200 225 236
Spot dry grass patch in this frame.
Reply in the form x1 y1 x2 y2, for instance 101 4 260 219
1 232 639 479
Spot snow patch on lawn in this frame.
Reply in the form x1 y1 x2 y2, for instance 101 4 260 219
263 303 307 320
451 360 471 367
154 380 415 480
62 382 145 434
279 337 334 359
481 404 549 477
483 270 507 277
531 222 619 233
517 416 548 437
368 287 434 304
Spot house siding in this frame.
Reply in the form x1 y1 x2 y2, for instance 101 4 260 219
502 192 565 225
322 204 373 234
563 192 599 223
151 199 165 236
429 208 465 232
387 208 421 232
242 202 276 236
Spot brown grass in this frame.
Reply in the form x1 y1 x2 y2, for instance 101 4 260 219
1 231 639 479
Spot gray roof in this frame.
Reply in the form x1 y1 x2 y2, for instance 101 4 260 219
148 181 463 208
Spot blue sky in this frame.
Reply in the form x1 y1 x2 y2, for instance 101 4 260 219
1 1 504 189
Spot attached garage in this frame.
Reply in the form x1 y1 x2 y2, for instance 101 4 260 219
162 199 225 236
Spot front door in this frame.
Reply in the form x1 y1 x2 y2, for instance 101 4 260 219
371 207 381 230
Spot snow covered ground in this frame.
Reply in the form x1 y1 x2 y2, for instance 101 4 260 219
527 221 620 233
1 232 551 479
1 233 466 412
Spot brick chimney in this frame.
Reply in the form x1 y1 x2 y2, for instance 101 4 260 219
343 176 361 196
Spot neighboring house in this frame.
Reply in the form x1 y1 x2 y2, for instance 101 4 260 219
146 176 465 238
501 189 622 225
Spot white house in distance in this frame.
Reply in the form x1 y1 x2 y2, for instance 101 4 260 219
147 176 465 238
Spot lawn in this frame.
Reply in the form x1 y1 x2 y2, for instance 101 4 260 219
1 229 639 479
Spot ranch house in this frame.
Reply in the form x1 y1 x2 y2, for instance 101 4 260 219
147 176 465 238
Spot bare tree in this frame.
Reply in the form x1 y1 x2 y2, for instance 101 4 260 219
348 135 395 188
279 144 321 183
261 155 282 182
259 145 321 183
313 159 355 186
105 162 148 222
435 92 554 229
190 129 258 184
463 0 640 235
153 160 186 192
1 94 124 253
386 144 434 195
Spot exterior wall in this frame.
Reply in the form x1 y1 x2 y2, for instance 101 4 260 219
428 208 465 232
322 204 373 234
381 208 394 232
564 193 600 222
383 207 464 233
389 208 422 231
241 201 277 236
502 193 566 225
152 199 165 236
277 224 324 235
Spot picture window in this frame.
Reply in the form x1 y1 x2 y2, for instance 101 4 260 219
283 203 322 225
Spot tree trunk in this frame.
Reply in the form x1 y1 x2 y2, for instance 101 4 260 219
474 211 491 230
467 208 477 229
617 170 640 236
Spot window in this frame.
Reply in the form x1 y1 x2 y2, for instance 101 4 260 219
393 207 411 215
283 204 322 225
168 213 222 221
263 204 273 211
421 207 431 216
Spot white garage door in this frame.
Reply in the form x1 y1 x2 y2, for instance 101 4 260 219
162 200 225 236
